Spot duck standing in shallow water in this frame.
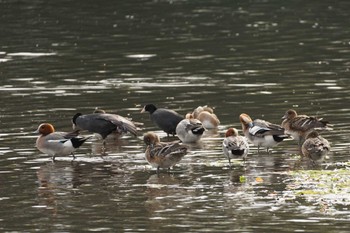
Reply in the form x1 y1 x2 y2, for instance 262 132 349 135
141 104 184 137
143 132 188 174
191 105 220 129
222 128 249 167
176 118 205 143
239 113 289 152
281 109 332 146
35 123 90 161
301 131 330 161
72 112 138 143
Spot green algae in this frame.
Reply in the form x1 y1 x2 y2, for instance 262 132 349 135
287 168 350 200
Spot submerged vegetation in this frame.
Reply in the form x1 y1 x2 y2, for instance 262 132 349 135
285 165 350 213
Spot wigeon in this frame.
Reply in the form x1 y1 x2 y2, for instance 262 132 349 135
222 128 249 167
176 118 205 143
301 131 330 161
192 106 220 129
141 104 184 137
35 123 89 161
239 113 289 152
281 109 332 146
143 132 188 173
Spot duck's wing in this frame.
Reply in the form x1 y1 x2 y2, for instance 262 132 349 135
223 137 240 150
304 136 330 153
44 132 71 144
249 119 286 136
150 142 188 158
291 115 331 131
185 120 205 134
315 137 331 150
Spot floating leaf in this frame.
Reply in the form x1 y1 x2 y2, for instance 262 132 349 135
239 175 246 183
255 177 264 182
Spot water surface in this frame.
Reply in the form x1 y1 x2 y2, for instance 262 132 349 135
1 0 350 232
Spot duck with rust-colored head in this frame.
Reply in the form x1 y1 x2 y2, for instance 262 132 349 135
301 131 330 161
35 123 90 161
141 104 184 137
239 113 289 153
281 109 332 146
222 128 249 167
143 132 188 173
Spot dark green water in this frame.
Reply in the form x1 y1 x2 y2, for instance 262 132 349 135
1 0 350 232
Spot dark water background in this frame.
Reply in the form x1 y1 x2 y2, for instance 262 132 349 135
1 0 350 232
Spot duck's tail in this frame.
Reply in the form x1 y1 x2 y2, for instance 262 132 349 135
70 136 91 148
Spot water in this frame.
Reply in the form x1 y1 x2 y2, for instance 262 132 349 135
1 0 350 232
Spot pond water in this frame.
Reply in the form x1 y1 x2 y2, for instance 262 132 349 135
1 0 350 232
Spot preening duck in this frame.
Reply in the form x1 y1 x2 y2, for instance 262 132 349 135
240 113 289 152
176 118 205 143
301 131 330 161
222 128 249 167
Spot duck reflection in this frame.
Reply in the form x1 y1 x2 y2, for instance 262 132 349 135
90 137 130 155
203 128 220 138
144 173 192 214
229 166 248 183
36 162 84 216
181 140 204 150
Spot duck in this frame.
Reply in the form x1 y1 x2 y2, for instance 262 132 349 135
141 104 184 137
192 105 214 117
35 123 90 161
222 128 249 167
281 109 332 146
301 131 330 161
72 112 138 143
239 113 289 152
143 132 188 173
191 105 220 129
176 118 205 143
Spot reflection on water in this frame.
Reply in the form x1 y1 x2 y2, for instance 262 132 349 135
1 0 350 232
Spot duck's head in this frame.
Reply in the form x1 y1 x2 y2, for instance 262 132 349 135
282 109 297 120
141 104 157 114
239 113 253 126
143 132 160 145
35 123 55 136
225 128 239 137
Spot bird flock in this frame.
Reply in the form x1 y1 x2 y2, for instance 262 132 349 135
35 104 332 173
